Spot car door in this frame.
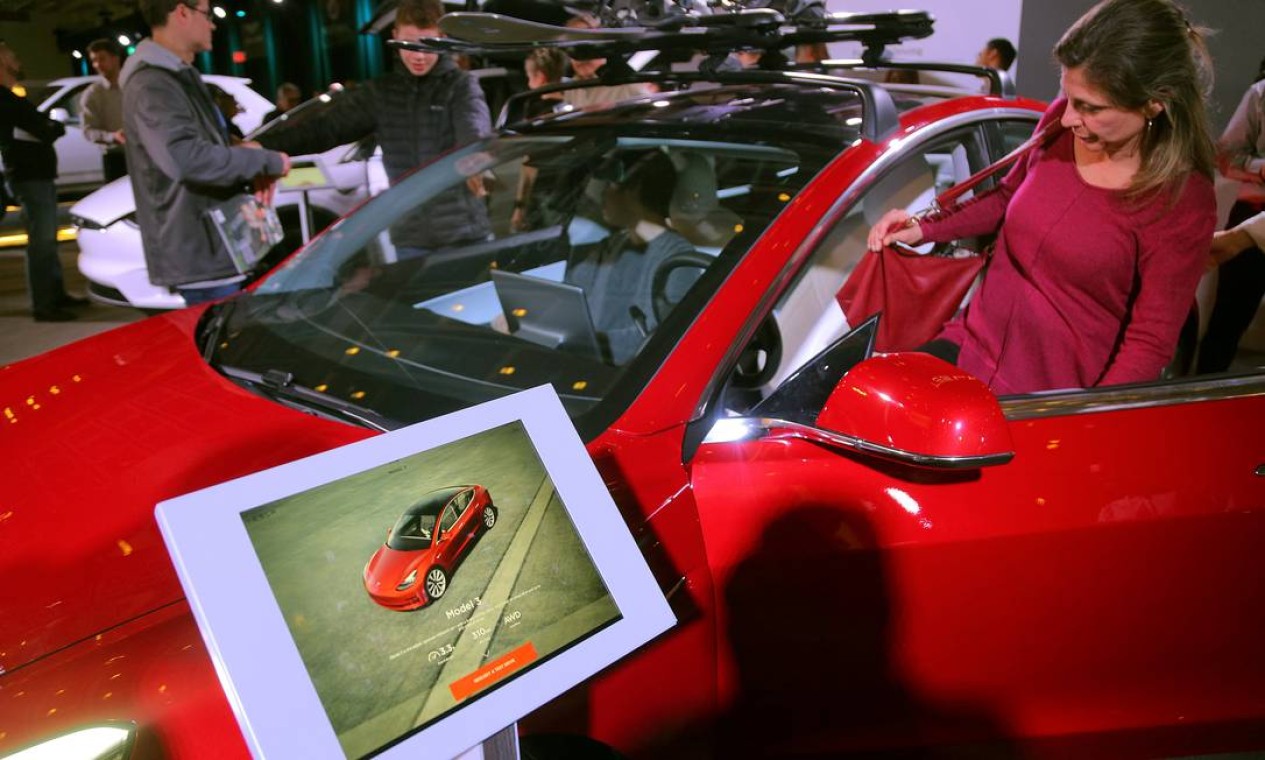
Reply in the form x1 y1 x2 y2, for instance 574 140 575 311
450 488 479 554
435 500 462 567
683 118 1265 754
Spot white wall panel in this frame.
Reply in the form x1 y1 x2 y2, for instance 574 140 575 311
823 0 1024 91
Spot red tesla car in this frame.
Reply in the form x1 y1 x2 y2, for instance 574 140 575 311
363 485 496 610
1 35 1262 760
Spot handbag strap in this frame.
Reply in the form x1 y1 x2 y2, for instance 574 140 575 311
934 121 1062 210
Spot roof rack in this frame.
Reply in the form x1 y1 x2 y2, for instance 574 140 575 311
797 59 1017 99
501 69 903 143
391 9 935 67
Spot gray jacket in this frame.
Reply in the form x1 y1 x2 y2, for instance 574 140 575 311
121 40 285 287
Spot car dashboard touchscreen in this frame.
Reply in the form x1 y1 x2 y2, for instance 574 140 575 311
156 387 674 760
491 269 604 361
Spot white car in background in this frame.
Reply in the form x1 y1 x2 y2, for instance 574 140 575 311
71 87 387 311
14 75 272 194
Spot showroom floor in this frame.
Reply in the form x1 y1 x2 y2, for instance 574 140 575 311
0 238 142 366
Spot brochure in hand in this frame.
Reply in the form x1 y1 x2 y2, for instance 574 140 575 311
204 194 284 274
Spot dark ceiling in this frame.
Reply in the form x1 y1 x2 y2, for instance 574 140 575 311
7 0 144 33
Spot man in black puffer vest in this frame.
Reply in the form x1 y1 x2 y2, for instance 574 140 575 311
257 0 492 254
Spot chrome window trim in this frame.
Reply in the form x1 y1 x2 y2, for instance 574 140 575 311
703 417 1014 469
1000 374 1265 420
688 107 1042 424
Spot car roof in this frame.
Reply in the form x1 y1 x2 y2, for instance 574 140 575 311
507 70 1011 148
404 486 467 517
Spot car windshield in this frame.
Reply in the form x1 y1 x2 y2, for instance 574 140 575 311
388 512 437 549
210 87 854 436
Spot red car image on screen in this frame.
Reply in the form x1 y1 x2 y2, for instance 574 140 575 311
363 486 497 610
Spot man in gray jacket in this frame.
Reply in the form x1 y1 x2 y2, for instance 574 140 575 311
123 0 290 305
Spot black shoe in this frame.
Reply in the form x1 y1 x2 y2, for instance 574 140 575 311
34 308 79 322
59 293 90 307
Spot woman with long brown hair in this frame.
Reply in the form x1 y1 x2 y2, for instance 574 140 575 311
867 0 1216 394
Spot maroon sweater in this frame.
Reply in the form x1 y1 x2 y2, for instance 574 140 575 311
921 99 1215 395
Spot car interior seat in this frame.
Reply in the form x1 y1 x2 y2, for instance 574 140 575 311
763 157 937 393
667 151 742 255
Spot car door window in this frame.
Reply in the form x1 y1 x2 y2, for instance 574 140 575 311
440 504 458 534
736 126 990 413
453 489 472 516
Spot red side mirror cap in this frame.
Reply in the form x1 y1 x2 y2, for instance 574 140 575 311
818 352 1013 468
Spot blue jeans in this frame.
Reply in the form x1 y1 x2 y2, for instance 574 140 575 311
178 282 242 306
10 179 65 314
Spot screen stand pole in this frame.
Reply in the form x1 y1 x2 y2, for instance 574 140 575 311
297 189 312 244
453 723 520 760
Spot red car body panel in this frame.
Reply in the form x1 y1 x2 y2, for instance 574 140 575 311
691 394 1265 756
1 93 1263 759
0 311 369 679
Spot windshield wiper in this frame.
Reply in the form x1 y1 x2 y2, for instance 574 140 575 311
198 299 234 361
219 365 402 432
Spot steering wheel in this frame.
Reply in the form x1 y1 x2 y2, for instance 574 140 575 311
651 250 715 323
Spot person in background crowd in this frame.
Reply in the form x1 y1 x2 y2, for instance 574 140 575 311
80 38 128 181
522 47 566 118
976 37 1017 71
735 49 764 69
0 42 87 322
509 48 567 232
257 0 491 256
868 0 1216 395
262 82 302 125
795 42 829 65
558 12 652 111
212 86 245 141
122 0 290 306
1196 56 1265 374
883 68 921 85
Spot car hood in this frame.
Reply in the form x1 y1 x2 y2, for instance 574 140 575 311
69 175 136 227
365 545 428 590
0 308 371 675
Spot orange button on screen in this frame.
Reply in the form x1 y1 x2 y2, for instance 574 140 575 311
449 641 539 702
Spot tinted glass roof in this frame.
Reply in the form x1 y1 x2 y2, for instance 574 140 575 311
406 487 464 517
518 83 868 146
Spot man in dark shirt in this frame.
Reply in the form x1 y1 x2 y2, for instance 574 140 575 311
0 42 84 322
256 0 492 254
566 150 698 364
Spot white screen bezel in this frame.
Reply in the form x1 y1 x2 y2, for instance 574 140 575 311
156 385 675 759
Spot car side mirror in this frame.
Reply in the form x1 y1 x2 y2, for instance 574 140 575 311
48 107 71 124
815 352 1014 470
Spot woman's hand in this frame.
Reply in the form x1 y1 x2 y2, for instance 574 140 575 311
866 209 925 252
